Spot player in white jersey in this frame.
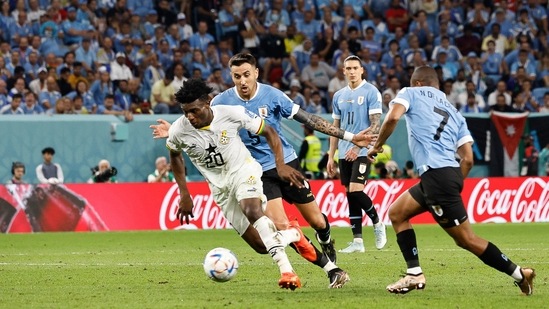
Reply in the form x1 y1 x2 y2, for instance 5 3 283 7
327 55 387 254
152 54 377 289
367 66 535 295
167 78 310 290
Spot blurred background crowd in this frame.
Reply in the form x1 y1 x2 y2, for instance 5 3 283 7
0 0 548 117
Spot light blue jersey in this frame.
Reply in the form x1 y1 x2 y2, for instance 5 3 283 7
211 83 300 171
332 80 382 159
391 86 474 175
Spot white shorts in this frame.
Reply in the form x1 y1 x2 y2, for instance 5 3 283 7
211 160 266 235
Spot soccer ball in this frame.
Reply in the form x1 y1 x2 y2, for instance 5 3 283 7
203 247 238 282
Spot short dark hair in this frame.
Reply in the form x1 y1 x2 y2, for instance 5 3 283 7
175 78 212 105
12 93 23 100
42 147 55 155
229 53 257 68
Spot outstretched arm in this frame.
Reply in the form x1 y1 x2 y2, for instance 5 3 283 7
367 104 406 160
150 119 171 139
293 108 376 147
169 150 194 225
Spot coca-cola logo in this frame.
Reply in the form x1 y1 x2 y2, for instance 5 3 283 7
315 180 405 226
467 178 549 223
159 183 230 230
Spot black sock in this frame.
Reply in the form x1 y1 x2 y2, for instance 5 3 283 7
478 242 517 275
346 192 364 237
315 214 331 243
348 191 379 224
396 229 420 269
289 236 328 268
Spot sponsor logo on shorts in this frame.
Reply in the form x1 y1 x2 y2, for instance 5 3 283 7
247 188 257 192
358 163 367 174
431 205 443 217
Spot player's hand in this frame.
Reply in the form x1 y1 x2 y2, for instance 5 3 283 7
326 158 336 178
366 146 383 163
277 165 305 188
344 146 360 162
351 127 378 148
150 119 171 139
177 192 194 225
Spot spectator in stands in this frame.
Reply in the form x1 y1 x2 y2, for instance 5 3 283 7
71 95 89 114
328 65 346 104
456 24 482 57
386 0 409 32
458 80 486 111
97 94 133 122
361 26 382 62
21 92 43 114
511 8 537 41
491 93 518 112
90 66 114 106
286 79 306 109
57 67 74 96
460 93 483 113
147 156 174 183
382 75 401 101
0 92 24 114
62 6 95 50
170 62 187 92
75 37 97 73
189 21 215 53
176 13 193 41
191 48 212 81
524 0 547 34
67 80 97 113
431 35 462 63
96 37 116 67
28 67 48 96
114 79 131 110
38 76 61 110
380 40 402 75
150 72 175 114
403 34 427 67
9 11 32 47
537 92 549 113
238 8 264 58
510 49 537 82
488 80 512 107
127 0 154 18
514 80 539 112
300 52 335 97
409 10 434 54
258 23 287 83
305 91 326 114
7 161 26 184
110 52 133 82
0 79 8 108
36 147 64 184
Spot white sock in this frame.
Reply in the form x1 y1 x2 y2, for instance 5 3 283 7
279 228 300 244
253 216 293 274
374 221 384 227
407 267 423 275
511 266 523 282
353 238 363 244
322 261 337 273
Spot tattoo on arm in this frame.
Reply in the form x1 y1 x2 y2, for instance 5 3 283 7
294 109 345 139
369 113 381 134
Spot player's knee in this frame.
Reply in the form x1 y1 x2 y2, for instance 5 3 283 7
308 215 326 230
452 232 477 251
251 242 268 254
388 206 403 224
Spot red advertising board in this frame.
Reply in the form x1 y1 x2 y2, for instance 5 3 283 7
1 177 548 233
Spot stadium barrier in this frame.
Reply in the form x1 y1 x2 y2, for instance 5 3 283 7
1 177 547 233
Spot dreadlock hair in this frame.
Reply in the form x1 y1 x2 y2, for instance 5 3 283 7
175 78 213 105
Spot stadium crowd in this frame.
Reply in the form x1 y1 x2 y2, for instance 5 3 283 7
0 0 548 117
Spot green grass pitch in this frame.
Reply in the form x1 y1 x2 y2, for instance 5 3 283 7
1 223 547 308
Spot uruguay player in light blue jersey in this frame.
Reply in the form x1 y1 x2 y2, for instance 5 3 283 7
327 55 387 254
368 66 535 295
210 53 378 288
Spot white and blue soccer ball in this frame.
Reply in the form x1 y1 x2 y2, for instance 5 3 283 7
203 247 238 282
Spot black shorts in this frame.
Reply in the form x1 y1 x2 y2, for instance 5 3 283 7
339 157 371 187
408 167 468 228
261 159 316 204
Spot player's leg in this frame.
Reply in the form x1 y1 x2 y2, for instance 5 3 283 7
229 165 302 290
281 161 349 288
385 185 429 294
340 158 386 252
426 167 535 295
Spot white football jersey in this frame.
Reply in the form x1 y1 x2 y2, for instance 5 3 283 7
166 105 265 188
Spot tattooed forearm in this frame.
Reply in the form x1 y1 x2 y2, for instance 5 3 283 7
294 109 345 139
369 113 381 134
